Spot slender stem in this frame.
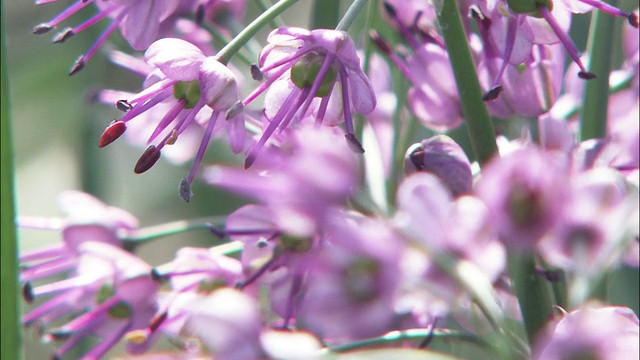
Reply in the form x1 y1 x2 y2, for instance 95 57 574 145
253 0 284 28
507 250 555 346
324 328 492 353
216 0 301 65
336 0 369 32
435 0 498 166
311 0 340 29
1 0 23 356
579 3 617 141
121 216 227 244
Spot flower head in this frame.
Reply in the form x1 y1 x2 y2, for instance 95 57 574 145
98 38 245 201
242 26 376 167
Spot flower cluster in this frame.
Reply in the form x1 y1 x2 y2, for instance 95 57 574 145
15 0 640 359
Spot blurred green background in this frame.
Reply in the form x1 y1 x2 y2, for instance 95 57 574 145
4 0 638 358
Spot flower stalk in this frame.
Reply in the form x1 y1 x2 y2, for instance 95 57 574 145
1 0 22 355
579 2 619 141
435 0 498 166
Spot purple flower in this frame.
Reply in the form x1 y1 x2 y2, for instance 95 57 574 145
204 125 359 237
475 146 570 251
185 288 262 360
538 168 638 274
33 0 180 74
533 306 639 360
23 242 158 359
297 214 405 341
98 38 245 200
242 26 376 167
19 191 137 283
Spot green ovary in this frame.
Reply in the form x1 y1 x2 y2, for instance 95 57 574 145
173 80 202 109
290 54 337 97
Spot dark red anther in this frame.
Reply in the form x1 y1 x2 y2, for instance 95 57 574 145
482 85 503 101
116 100 132 112
345 134 365 154
628 13 639 28
134 146 161 174
370 30 393 55
69 55 85 76
578 71 597 80
251 64 264 81
22 282 34 303
148 311 168 332
99 120 127 148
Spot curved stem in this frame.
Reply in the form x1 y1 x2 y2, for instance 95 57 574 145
324 328 491 353
216 0 301 65
121 216 227 244
336 0 369 32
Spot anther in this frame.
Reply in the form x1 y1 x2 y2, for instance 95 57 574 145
383 2 397 17
165 129 178 145
195 4 205 25
482 85 503 101
23 282 34 303
628 13 638 28
116 100 132 112
225 101 244 120
578 71 597 80
134 146 161 174
179 178 193 203
52 28 74 43
150 268 166 282
99 120 126 148
47 329 73 340
207 224 227 239
370 30 393 55
68 55 85 76
251 64 264 81
345 134 365 154
33 23 53 35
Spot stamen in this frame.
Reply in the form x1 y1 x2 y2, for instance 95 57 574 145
147 99 187 144
483 16 519 101
32 24 54 35
134 146 162 174
225 101 244 120
71 11 125 74
577 0 639 27
186 111 221 185
99 120 127 148
23 282 34 303
39 0 95 30
537 6 596 80
195 4 205 25
179 178 193 203
52 28 75 43
338 67 364 153
68 55 85 76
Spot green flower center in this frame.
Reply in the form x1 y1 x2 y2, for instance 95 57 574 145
173 80 202 109
96 284 132 319
290 53 338 98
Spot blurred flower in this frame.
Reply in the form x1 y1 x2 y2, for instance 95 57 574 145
533 305 640 360
24 242 158 360
19 191 137 283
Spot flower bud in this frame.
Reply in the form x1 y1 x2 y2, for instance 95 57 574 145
404 135 473 196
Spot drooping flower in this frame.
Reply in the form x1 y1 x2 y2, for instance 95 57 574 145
97 38 245 201
533 305 640 360
241 26 376 167
23 242 158 360
404 135 473 197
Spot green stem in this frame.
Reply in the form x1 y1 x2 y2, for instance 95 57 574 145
435 0 498 166
216 0 301 65
579 4 617 141
122 216 227 244
311 0 341 29
1 0 23 356
324 328 491 353
336 0 369 32
507 250 555 346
